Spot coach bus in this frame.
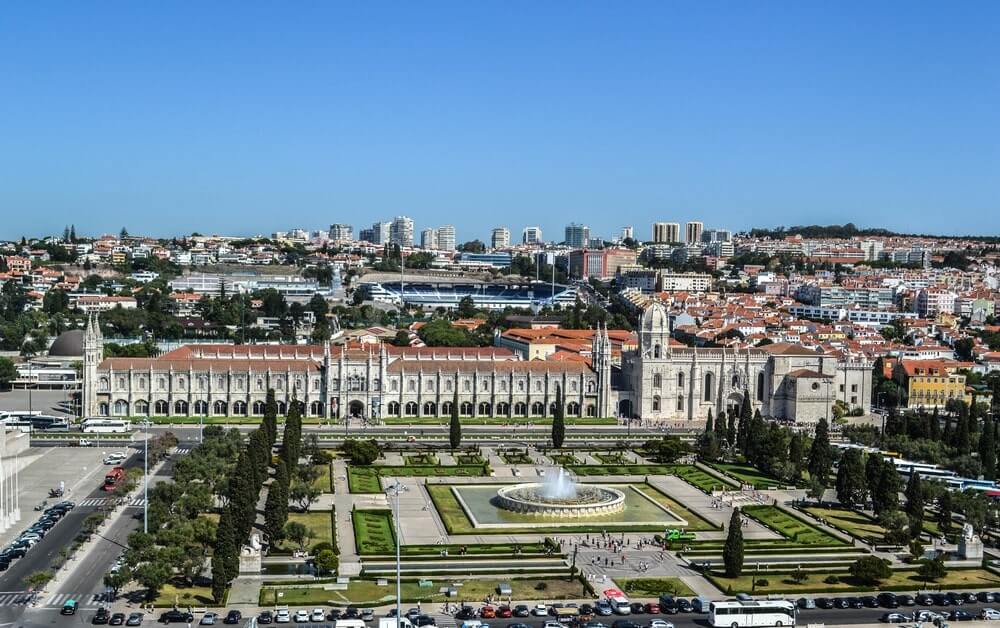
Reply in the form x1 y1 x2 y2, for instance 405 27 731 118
709 600 796 628
0 413 70 432
82 418 133 433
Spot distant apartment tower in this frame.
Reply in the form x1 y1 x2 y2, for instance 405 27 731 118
652 222 680 243
436 225 456 251
329 223 353 243
420 228 437 249
565 223 590 248
390 216 414 247
360 221 390 245
621 226 634 241
522 226 543 245
685 221 704 245
491 227 511 249
701 228 731 243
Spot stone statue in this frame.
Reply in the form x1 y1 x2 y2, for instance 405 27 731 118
963 523 976 540
239 532 263 573
959 522 983 560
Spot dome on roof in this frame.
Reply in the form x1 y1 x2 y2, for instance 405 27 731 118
641 302 669 333
48 329 85 358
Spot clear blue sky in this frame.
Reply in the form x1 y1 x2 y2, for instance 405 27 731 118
2 2 998 241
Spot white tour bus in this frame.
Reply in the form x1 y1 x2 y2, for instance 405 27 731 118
82 418 133 433
709 600 796 628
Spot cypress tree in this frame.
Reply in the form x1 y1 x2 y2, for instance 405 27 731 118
808 418 833 487
449 386 461 449
955 408 971 455
713 408 727 444
551 385 566 449
937 491 953 533
263 388 278 445
283 396 303 465
836 448 866 508
905 472 924 539
871 457 901 516
705 411 714 435
726 410 736 448
723 509 744 577
980 420 997 480
788 433 806 480
264 459 290 541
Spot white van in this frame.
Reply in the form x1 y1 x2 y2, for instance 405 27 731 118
610 596 631 615
379 618 413 628
336 620 367 628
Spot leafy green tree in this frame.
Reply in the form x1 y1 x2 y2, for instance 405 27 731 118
264 459 289 541
644 436 688 463
848 556 892 585
808 418 833 486
342 439 381 465
103 570 131 597
904 472 924 538
871 456 901 516
450 386 461 449
283 397 303 465
263 388 278 445
980 420 997 480
24 571 53 590
917 557 947 582
0 357 16 389
289 479 320 512
937 491 954 534
42 288 69 314
712 408 727 445
551 385 565 449
788 432 806 480
283 521 314 551
314 548 338 574
835 449 866 508
135 562 171 600
699 413 721 461
723 509 744 577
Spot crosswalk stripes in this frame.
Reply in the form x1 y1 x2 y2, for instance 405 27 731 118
129 498 146 507
174 447 191 455
0 592 33 607
44 592 107 609
79 497 109 507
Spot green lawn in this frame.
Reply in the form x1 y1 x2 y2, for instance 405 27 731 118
354 510 396 555
549 453 581 465
455 453 485 465
570 464 674 476
617 577 695 597
633 484 719 531
708 568 1000 595
311 464 333 493
708 462 787 488
260 577 589 606
742 505 847 546
348 464 489 493
398 542 553 557
405 453 438 465
595 452 633 464
274 511 335 553
802 506 886 542
500 452 533 464
153 582 217 607
668 465 739 492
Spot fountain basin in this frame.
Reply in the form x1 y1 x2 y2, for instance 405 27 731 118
494 483 626 518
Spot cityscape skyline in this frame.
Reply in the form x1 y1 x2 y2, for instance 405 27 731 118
2 3 999 239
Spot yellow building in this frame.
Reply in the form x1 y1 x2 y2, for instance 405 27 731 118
894 359 967 409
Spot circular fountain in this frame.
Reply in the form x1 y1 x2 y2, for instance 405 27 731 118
493 468 626 518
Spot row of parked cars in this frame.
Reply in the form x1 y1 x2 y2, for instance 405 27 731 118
453 600 683 621
796 590 1000 611
0 500 75 570
881 609 1000 623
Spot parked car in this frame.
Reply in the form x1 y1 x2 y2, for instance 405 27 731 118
629 603 645 615
845 597 864 609
159 610 194 624
455 607 477 621
94 608 111 625
796 598 815 610
658 596 677 614
914 610 945 622
533 605 550 617
109 612 126 625
833 598 850 609
963 593 978 604
513 605 530 618
815 598 834 610
951 610 975 621
361 610 376 622
915 594 934 606
293 610 309 622
497 607 513 619
258 611 273 625
648 621 673 628
674 600 692 613
896 595 915 607
861 596 880 608
225 611 243 625
644 603 660 615
978 593 997 604
877 593 899 608
880 613 909 623
126 612 144 626
344 608 359 619
414 615 435 627
199 613 217 625
594 602 613 617
930 594 951 606
480 607 496 619
981 608 1000 620
274 609 290 624
945 593 965 605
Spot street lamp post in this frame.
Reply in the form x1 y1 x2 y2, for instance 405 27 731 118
386 481 406 627
143 423 149 533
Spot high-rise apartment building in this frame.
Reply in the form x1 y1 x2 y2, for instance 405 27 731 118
522 226 543 245
491 227 511 249
565 223 590 248
701 229 731 243
621 226 634 241
329 223 353 243
685 221 704 245
652 222 680 243
390 216 414 247
420 228 437 249
436 225 456 251
360 221 390 245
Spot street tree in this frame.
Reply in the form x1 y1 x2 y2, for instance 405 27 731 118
450 386 461 449
723 509 744 578
551 385 565 449
808 418 833 486
835 449 866 508
848 556 892 586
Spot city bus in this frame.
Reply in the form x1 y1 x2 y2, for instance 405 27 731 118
82 418 133 433
0 413 70 432
709 600 796 628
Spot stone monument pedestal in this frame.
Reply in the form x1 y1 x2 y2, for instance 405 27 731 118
239 532 263 574
959 523 984 560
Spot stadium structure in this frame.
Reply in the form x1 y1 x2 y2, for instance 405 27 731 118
359 280 578 310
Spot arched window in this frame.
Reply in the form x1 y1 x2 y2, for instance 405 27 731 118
570 380 578 392
677 372 685 388
463 380 472 393
387 401 400 416
423 401 437 416
478 401 491 416
567 402 580 416
407 379 416 392
233 401 248 416
117 377 126 390
256 378 264 391
445 379 453 392
653 373 662 388
138 376 147 390
757 372 765 401
732 374 739 388
534 380 543 392
197 376 207 391
252 400 266 415
276 401 287 415
531 401 545 416
653 344 661 358
134 400 149 415
389 378 398 392
99 377 109 392
496 402 510 416
99 402 109 416
517 380 526 392
174 400 189 414
154 400 169 415
481 380 489 392
514 402 527 416
704 372 714 402
549 402 559 415
213 400 227 415
194 400 208 415
586 381 596 393
177 377 186 391
218 376 226 388
652 396 660 412
460 401 473 416
114 400 129 415
310 401 323 416
676 394 684 411
499 380 507 392
585 404 596 417
441 401 453 415
426 380 435 392
405 401 418 416
276 378 284 391
158 377 166 391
